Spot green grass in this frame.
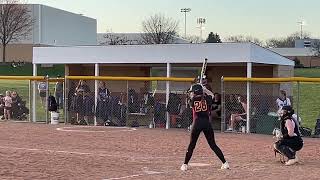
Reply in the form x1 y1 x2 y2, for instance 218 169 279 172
292 83 320 131
0 80 63 122
294 67 320 78
293 68 320 131
0 63 64 76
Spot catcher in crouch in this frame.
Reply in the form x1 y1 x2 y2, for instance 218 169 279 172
274 105 303 166
181 84 229 171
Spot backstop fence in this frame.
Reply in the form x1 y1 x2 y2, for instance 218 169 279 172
221 77 320 135
2 76 320 135
0 76 194 129
65 76 194 129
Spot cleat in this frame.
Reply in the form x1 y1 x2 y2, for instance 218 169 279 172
285 157 299 166
180 164 188 171
221 162 230 170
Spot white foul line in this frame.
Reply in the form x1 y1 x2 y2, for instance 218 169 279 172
56 126 137 133
103 173 145 180
103 169 165 180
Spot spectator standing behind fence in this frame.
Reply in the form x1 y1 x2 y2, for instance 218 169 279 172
11 91 22 119
0 94 4 119
276 90 291 116
96 81 111 125
74 80 91 125
38 81 47 107
227 96 247 131
54 75 63 109
4 91 12 121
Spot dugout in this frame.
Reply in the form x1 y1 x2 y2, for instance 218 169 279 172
33 43 294 91
32 43 294 129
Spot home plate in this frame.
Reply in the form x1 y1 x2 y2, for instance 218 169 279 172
189 163 211 167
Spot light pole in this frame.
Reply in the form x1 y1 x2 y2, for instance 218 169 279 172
197 17 206 41
297 20 306 39
181 8 191 38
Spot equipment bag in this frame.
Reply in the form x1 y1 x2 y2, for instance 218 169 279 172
299 126 312 137
314 118 320 136
48 95 58 112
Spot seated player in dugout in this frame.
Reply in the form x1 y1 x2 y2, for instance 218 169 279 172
274 106 303 166
211 93 221 119
227 95 247 131
181 84 229 171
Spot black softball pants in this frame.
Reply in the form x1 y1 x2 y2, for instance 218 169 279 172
184 120 226 164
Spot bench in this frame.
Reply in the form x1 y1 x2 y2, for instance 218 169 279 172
127 112 153 127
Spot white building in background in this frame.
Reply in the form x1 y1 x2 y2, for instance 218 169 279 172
270 39 320 67
97 33 190 45
295 39 320 48
4 4 97 62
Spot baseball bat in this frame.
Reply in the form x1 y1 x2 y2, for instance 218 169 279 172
200 58 208 84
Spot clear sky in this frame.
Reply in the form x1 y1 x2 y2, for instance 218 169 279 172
28 0 320 41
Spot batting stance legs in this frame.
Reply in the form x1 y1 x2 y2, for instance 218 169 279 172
181 84 229 171
182 121 229 171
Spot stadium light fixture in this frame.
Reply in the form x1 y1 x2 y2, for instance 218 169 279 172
181 8 191 38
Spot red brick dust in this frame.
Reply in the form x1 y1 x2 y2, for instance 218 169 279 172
0 122 319 180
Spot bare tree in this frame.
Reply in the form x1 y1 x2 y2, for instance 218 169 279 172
312 39 320 57
266 32 311 48
101 33 129 45
224 35 263 46
186 35 202 43
0 0 34 63
141 13 179 44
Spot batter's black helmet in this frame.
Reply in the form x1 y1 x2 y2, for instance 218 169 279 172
190 84 203 95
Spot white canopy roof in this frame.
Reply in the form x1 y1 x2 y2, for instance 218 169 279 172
33 43 294 66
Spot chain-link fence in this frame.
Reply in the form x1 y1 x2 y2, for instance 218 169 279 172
222 80 294 134
3 76 320 134
0 76 66 124
222 77 320 136
65 77 193 129
294 82 320 134
0 79 31 122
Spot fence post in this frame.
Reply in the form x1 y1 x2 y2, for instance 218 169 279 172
94 64 99 126
32 64 37 123
45 75 49 124
28 80 32 122
297 81 300 123
246 62 252 133
63 78 67 124
221 76 225 132
166 62 171 129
